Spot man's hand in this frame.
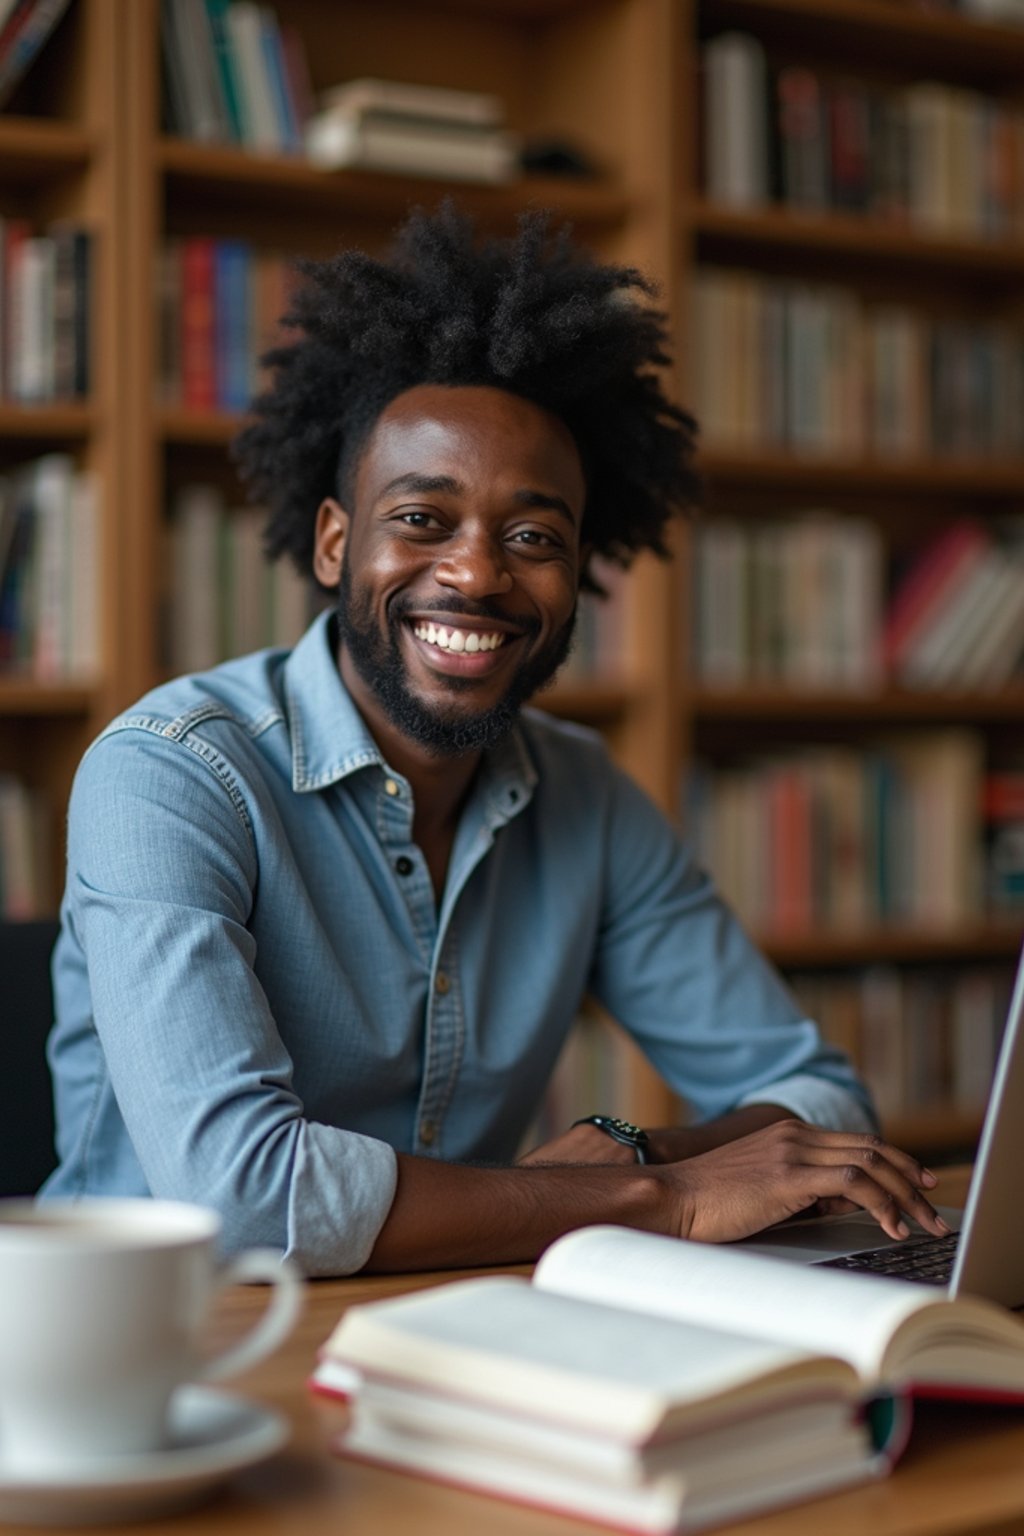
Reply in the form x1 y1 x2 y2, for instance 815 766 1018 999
658 1118 946 1244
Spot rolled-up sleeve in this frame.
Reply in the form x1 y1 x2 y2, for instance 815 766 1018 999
57 726 398 1275
589 768 878 1133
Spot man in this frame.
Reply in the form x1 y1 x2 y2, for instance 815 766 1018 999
42 206 947 1273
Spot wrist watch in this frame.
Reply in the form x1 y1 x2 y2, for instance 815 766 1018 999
572 1114 650 1164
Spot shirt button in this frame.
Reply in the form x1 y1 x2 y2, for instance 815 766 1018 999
384 778 400 797
395 856 414 876
434 971 451 995
419 1120 436 1146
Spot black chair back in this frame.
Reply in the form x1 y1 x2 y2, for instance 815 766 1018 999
0 919 60 1196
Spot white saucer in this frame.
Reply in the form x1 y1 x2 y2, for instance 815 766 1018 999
0 1384 289 1525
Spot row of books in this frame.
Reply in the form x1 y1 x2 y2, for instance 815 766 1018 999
157 239 293 412
984 769 1024 911
694 512 1024 692
558 560 628 687
692 513 883 689
790 963 1011 1122
0 454 99 682
161 0 313 154
0 220 90 404
885 519 1024 689
165 484 319 675
0 773 51 920
703 32 1024 238
0 0 71 110
684 731 983 937
691 268 1024 457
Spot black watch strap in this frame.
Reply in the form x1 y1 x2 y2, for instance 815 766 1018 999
572 1114 650 1164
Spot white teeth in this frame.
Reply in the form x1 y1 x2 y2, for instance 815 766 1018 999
412 622 505 654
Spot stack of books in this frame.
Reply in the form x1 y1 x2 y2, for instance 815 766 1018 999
314 1224 1024 1533
304 77 521 184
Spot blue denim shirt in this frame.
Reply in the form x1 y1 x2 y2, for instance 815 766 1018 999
42 612 875 1274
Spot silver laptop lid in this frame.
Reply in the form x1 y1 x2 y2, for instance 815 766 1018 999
950 940 1024 1307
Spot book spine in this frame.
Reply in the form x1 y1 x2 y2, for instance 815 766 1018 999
180 236 216 412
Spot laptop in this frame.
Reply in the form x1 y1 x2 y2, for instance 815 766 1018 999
740 940 1024 1309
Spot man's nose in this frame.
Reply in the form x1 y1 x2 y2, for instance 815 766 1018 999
434 532 513 597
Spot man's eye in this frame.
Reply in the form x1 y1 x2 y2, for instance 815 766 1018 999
399 510 440 529
511 528 556 548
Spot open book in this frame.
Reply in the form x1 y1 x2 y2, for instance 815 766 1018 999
317 1224 1024 1532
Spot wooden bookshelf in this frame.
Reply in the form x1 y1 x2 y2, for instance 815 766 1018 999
7 0 1024 1146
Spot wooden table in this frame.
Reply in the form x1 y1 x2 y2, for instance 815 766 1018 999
12 1166 1024 1536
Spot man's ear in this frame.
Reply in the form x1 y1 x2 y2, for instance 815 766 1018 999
313 498 349 588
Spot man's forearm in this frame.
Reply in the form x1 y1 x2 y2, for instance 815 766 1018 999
363 1118 947 1273
364 1152 668 1272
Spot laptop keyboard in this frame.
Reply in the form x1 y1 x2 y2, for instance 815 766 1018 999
816 1231 960 1285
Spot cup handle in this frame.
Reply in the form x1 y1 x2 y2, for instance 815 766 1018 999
199 1249 304 1383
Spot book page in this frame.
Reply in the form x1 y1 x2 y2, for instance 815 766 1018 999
534 1226 939 1384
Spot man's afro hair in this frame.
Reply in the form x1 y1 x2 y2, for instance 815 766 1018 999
234 201 701 594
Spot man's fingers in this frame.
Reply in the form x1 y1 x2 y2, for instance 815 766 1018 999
800 1156 950 1238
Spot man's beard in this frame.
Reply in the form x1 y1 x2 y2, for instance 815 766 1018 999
335 564 577 757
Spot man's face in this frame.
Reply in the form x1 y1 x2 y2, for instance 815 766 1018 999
314 384 586 757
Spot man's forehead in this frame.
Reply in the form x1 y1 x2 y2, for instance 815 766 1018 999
357 383 586 500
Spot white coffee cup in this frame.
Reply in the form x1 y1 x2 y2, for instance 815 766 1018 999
0 1198 303 1474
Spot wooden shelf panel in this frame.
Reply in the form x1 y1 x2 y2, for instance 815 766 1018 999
689 684 1024 724
698 450 1024 495
690 200 1024 280
158 138 630 230
700 0 1024 79
0 403 94 440
535 681 635 722
160 407 244 446
0 117 93 182
760 923 1023 969
884 1105 983 1158
0 679 95 714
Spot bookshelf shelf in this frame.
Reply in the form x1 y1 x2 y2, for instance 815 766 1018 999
700 0 1024 77
760 923 1024 970
691 201 1024 281
159 407 244 447
0 404 94 440
690 685 1024 725
158 138 630 231
0 118 93 181
885 1105 982 1158
698 451 1024 496
538 682 635 724
0 680 95 715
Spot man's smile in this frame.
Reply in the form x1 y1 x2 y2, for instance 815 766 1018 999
405 616 523 680
411 621 506 654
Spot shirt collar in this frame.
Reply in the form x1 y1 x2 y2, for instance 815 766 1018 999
282 611 538 820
